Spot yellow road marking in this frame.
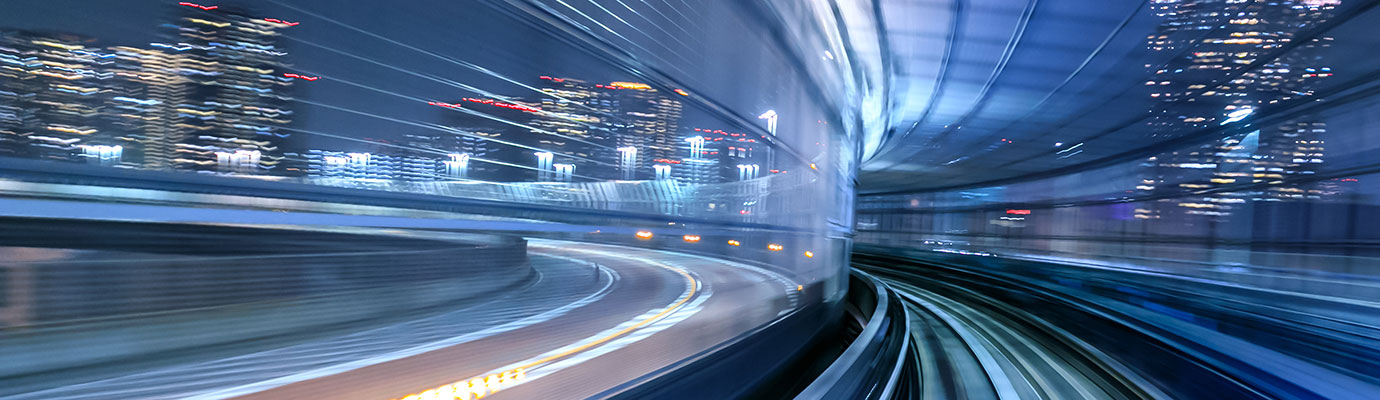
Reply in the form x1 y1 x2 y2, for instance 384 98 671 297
513 257 697 371
392 248 700 400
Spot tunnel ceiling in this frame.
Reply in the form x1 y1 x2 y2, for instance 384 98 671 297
858 0 1358 195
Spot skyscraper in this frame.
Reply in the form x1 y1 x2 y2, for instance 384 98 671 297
1137 0 1338 224
300 149 444 181
533 76 684 181
691 127 769 183
161 4 296 175
0 31 49 159
108 44 181 169
435 76 686 182
603 81 683 178
0 31 146 166
433 96 545 182
532 76 617 180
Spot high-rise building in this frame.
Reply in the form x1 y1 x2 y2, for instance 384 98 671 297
398 131 485 180
690 127 770 182
438 76 686 182
161 4 296 175
108 45 183 170
1137 0 1338 223
0 31 150 166
663 135 716 185
0 31 47 159
432 97 544 182
603 81 683 178
532 76 614 178
1252 120 1329 200
1 3 302 176
300 149 445 181
533 77 684 181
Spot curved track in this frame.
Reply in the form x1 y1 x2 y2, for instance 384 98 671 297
855 256 1165 400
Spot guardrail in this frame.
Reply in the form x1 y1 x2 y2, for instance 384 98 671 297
794 271 915 399
0 221 532 383
0 157 814 232
599 270 916 400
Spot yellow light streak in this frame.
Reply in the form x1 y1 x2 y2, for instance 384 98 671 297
391 252 699 400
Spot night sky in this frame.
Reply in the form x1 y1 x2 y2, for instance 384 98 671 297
0 0 685 150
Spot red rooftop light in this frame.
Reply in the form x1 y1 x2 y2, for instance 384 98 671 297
428 101 462 109
461 97 541 113
178 2 218 10
264 18 300 26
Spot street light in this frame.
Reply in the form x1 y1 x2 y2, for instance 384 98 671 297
79 144 123 166
444 153 469 178
737 163 760 180
534 151 554 181
1221 107 1254 125
758 109 778 136
217 150 263 174
618 146 637 180
553 163 574 182
685 136 705 160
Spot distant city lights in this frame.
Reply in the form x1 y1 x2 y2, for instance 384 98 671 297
767 243 783 252
682 234 701 243
635 230 654 240
727 240 741 246
79 145 123 166
1221 108 1254 125
609 82 652 90
0 13 779 195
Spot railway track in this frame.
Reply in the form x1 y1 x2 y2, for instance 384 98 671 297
854 253 1166 400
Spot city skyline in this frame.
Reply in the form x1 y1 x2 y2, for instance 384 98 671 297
301 74 774 184
1135 0 1342 229
0 1 783 185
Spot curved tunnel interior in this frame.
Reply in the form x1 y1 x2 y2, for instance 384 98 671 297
0 0 1377 399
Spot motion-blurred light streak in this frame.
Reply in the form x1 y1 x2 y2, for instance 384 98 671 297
264 0 630 120
275 37 615 150
178 2 218 11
